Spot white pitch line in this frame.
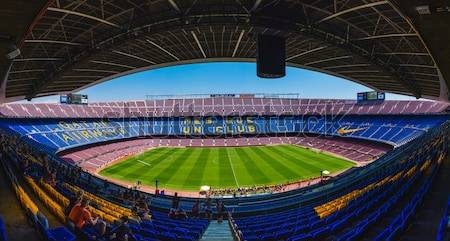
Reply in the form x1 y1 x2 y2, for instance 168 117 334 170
137 160 151 166
225 149 239 187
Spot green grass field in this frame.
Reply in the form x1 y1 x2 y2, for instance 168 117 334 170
99 145 354 191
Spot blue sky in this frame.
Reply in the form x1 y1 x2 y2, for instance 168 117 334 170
26 62 415 103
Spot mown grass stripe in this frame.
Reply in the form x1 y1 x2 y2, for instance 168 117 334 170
216 148 239 187
249 146 299 180
233 147 271 183
183 148 210 189
154 148 195 183
122 148 180 179
283 145 353 169
100 147 167 174
265 145 322 175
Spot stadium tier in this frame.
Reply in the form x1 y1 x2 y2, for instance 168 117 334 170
0 99 448 118
0 98 449 241
0 114 448 153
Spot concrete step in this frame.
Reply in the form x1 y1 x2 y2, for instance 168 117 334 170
200 220 234 241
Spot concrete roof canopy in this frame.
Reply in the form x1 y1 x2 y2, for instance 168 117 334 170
0 0 448 102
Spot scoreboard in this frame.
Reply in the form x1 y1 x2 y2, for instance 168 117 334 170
357 91 385 102
60 94 88 105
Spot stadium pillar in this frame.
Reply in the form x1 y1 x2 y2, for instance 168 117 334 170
438 69 450 102
0 59 11 104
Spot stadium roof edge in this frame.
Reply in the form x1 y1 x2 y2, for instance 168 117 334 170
1 0 449 103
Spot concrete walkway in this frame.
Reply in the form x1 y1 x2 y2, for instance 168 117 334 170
200 220 234 241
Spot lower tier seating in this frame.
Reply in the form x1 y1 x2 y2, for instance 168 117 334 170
230 147 444 241
0 157 75 241
0 216 6 241
437 196 450 241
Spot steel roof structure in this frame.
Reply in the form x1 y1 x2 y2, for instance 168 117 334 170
0 0 448 102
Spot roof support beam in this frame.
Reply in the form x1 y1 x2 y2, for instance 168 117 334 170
47 7 120 28
146 39 180 61
250 0 262 12
191 31 207 58
398 64 436 69
355 33 417 41
303 55 352 66
316 1 389 24
112 50 156 64
9 69 46 74
90 60 135 69
167 0 181 12
72 68 119 74
286 46 327 61
24 39 82 46
13 58 62 62
232 30 245 57
322 64 371 70
376 52 429 56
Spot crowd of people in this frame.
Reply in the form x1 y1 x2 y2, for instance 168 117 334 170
1 131 231 241
209 183 288 197
208 177 321 197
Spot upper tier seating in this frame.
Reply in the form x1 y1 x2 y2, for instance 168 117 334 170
0 98 448 118
1 115 447 153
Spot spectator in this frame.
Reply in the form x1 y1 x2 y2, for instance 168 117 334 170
172 192 180 209
191 200 200 218
112 216 132 241
133 197 151 220
203 198 212 220
65 190 84 216
216 200 225 223
68 199 98 229
176 207 188 219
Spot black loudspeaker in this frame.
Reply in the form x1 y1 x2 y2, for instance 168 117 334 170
257 34 286 78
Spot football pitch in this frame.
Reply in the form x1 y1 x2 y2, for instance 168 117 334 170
99 145 354 191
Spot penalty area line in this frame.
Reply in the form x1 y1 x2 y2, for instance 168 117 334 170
137 160 151 166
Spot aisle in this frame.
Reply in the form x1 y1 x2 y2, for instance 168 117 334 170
200 219 234 241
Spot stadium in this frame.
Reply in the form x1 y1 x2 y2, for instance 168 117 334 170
0 1 450 241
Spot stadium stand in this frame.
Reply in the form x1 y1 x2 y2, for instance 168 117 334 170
0 216 6 241
0 97 448 241
0 113 447 154
0 139 76 241
0 99 448 118
229 134 447 241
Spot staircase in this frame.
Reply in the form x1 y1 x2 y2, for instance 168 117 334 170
200 220 234 241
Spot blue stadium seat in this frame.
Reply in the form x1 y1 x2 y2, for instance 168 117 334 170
0 217 6 241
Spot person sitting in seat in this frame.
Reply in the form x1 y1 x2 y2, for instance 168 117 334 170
69 199 107 238
176 207 188 219
68 199 98 229
133 197 151 221
168 208 177 219
111 216 133 241
191 200 200 218
66 190 84 216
